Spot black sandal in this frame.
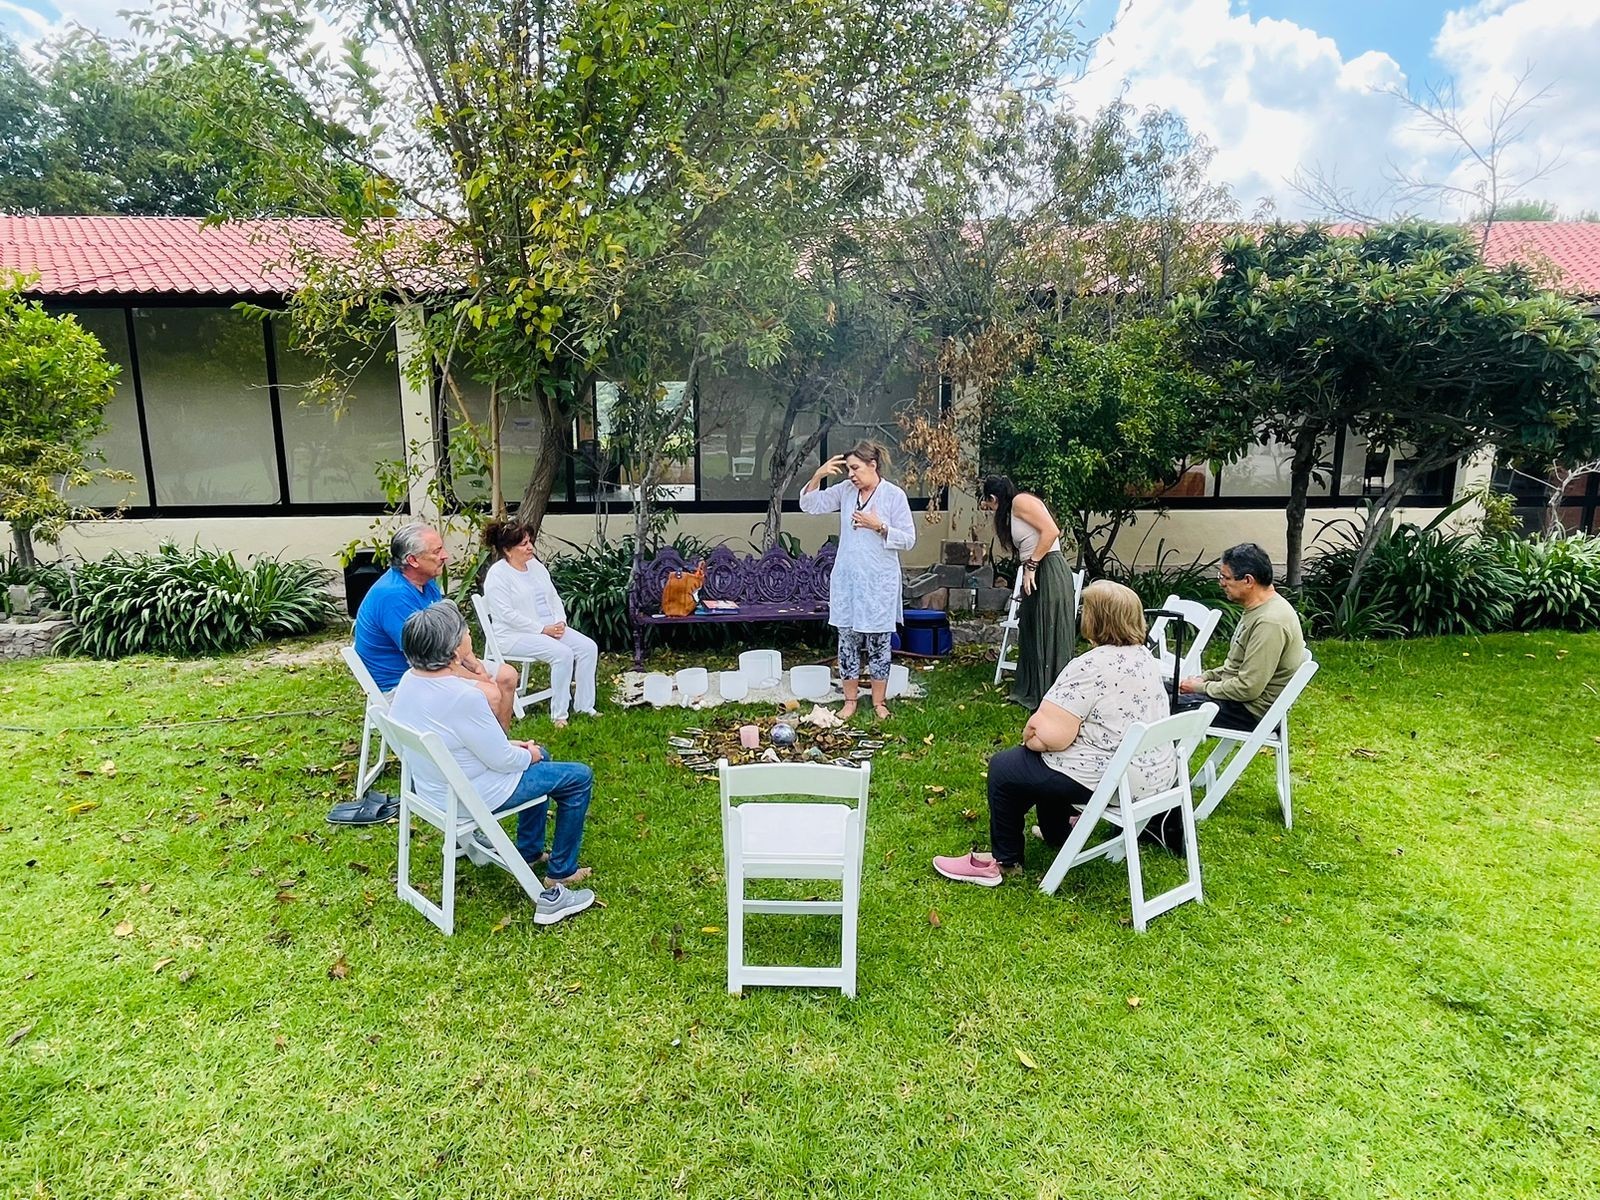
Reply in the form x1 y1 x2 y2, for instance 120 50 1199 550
326 792 400 826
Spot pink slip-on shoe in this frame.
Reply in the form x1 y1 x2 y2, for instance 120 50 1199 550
932 852 1004 887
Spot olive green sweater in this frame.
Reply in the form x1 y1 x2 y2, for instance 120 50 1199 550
1201 594 1307 718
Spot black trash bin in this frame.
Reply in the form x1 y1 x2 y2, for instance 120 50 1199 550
343 550 385 618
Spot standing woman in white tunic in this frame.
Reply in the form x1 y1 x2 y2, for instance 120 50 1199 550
480 519 600 728
799 439 916 720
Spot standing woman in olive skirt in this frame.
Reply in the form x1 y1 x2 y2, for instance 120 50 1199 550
982 475 1076 708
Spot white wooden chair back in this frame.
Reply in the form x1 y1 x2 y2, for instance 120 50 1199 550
372 710 550 935
995 567 1085 685
1147 595 1223 678
470 591 553 719
1038 703 1217 931
719 759 872 997
1192 656 1319 828
340 645 391 801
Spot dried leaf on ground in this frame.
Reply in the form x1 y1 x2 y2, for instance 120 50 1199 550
491 913 514 934
6 1023 36 1047
1126 995 1143 1009
328 954 349 980
113 920 133 938
1014 1047 1039 1070
67 801 99 815
927 908 942 928
152 957 175 974
98 760 117 776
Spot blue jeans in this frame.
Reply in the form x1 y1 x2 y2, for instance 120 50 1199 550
495 756 592 878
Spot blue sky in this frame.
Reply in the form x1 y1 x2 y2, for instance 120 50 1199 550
6 0 1598 218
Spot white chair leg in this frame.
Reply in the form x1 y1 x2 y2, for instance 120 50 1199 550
1276 724 1294 829
355 711 374 801
1181 797 1204 905
841 849 860 999
726 861 744 997
1122 818 1147 933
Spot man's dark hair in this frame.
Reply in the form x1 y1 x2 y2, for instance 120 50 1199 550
1221 543 1274 587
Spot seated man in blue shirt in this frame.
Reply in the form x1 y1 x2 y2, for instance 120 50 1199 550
354 522 518 729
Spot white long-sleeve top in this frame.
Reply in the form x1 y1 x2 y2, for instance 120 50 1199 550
799 477 916 633
484 557 567 633
388 672 531 808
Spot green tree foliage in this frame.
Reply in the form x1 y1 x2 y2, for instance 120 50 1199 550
164 0 1076 538
0 34 367 217
1173 222 1600 592
983 320 1234 575
0 274 122 565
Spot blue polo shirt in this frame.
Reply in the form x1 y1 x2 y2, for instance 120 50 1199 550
353 568 443 691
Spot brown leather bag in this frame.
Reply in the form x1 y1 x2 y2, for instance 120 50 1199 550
660 562 705 618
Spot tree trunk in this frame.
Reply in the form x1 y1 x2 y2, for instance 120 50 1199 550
1342 458 1439 604
516 406 567 542
11 525 36 569
1283 425 1326 588
488 382 504 518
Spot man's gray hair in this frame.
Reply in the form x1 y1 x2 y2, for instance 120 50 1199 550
401 600 467 671
390 522 434 569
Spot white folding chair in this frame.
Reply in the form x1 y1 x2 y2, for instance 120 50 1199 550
995 567 1084 684
471 592 554 719
1192 657 1320 829
1147 594 1223 679
340 646 391 802
1039 704 1216 932
720 759 871 998
371 710 551 936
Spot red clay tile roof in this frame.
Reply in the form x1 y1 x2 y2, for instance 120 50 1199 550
7 214 1600 299
0 215 368 296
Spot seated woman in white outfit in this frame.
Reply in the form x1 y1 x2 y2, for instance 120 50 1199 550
480 519 600 728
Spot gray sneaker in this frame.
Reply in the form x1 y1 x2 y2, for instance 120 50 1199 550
535 883 596 926
462 830 497 867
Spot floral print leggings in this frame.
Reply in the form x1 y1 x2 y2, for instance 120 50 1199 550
837 627 893 682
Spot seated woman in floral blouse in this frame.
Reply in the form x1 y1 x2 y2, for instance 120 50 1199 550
933 580 1177 886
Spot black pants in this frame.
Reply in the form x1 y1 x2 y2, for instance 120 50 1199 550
987 746 1095 867
1169 688 1258 732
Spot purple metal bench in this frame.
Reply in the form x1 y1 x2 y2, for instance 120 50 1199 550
628 543 836 667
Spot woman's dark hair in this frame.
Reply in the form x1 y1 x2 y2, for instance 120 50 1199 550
481 518 530 560
1220 542 1274 587
982 475 1018 557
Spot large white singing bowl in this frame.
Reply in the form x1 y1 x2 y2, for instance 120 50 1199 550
675 667 710 698
642 673 674 707
739 649 782 688
790 664 832 701
887 663 910 699
719 670 749 702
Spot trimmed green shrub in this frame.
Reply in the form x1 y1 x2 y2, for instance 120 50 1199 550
54 543 339 658
1500 533 1600 630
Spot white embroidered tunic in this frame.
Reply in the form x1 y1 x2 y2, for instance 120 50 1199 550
799 478 916 633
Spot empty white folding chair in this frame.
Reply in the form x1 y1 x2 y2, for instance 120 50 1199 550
371 710 552 935
995 568 1085 685
720 759 871 997
471 592 554 719
1192 657 1320 829
1039 704 1217 931
1147 594 1223 679
340 646 391 802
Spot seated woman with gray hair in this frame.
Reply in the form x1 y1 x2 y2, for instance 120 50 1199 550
387 600 597 922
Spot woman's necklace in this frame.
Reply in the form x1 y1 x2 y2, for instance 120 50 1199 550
855 485 877 512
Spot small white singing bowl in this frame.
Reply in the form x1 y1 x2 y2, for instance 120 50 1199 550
739 649 782 688
719 670 749 702
675 667 710 698
642 673 674 707
790 664 831 701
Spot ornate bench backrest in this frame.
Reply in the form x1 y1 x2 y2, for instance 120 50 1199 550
629 542 836 616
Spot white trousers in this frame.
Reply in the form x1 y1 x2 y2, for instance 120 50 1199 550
499 626 599 720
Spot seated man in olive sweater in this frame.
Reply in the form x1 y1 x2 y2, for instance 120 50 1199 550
1176 543 1308 732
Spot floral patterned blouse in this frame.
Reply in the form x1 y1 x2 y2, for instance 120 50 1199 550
1040 644 1178 798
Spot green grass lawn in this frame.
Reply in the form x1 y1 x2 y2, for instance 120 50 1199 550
2 632 1598 1199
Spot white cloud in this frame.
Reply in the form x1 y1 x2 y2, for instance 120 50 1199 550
1070 0 1600 220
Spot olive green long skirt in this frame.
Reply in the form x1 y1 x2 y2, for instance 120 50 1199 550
1010 550 1077 708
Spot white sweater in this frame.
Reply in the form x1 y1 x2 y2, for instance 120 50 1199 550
388 673 531 808
484 557 566 633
